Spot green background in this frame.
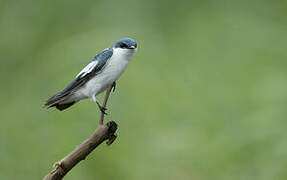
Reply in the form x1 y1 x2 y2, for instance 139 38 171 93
1 0 287 179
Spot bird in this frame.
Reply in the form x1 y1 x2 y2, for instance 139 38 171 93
44 38 137 114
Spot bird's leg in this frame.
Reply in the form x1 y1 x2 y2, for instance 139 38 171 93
99 85 113 125
112 81 116 92
96 101 108 115
92 95 107 115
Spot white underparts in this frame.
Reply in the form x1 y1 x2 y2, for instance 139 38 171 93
71 47 137 102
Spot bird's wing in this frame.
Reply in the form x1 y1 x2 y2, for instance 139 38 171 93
45 48 113 106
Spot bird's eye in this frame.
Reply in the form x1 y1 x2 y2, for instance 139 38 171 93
120 43 127 48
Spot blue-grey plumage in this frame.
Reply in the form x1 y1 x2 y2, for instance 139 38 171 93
45 38 137 111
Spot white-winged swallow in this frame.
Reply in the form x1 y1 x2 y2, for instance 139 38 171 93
44 38 137 114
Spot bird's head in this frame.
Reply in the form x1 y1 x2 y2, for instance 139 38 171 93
112 38 137 61
112 38 137 50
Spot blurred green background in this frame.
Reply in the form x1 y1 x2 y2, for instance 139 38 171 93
1 0 287 179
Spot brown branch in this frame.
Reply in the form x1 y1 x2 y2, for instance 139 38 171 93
100 85 113 125
44 86 117 180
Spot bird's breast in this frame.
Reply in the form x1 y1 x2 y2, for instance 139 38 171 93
78 55 129 98
101 55 129 82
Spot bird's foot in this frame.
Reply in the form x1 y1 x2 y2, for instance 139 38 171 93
100 106 108 115
96 102 108 115
112 81 116 92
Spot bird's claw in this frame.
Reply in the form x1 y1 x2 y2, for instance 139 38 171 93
112 82 116 92
96 101 108 115
99 106 108 115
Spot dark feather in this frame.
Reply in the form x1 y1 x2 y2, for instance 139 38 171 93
54 101 76 111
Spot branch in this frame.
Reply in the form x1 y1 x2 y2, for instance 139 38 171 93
43 121 117 180
44 85 117 180
100 85 113 125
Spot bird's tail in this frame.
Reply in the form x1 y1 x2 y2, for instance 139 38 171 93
44 93 76 111
52 101 76 111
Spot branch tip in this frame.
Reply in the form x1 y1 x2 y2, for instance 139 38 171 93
105 121 118 146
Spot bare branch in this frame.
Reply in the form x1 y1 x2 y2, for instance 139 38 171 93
43 121 118 180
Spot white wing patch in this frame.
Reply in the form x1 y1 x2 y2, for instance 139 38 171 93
76 61 98 78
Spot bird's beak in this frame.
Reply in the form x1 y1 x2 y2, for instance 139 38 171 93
129 46 136 49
